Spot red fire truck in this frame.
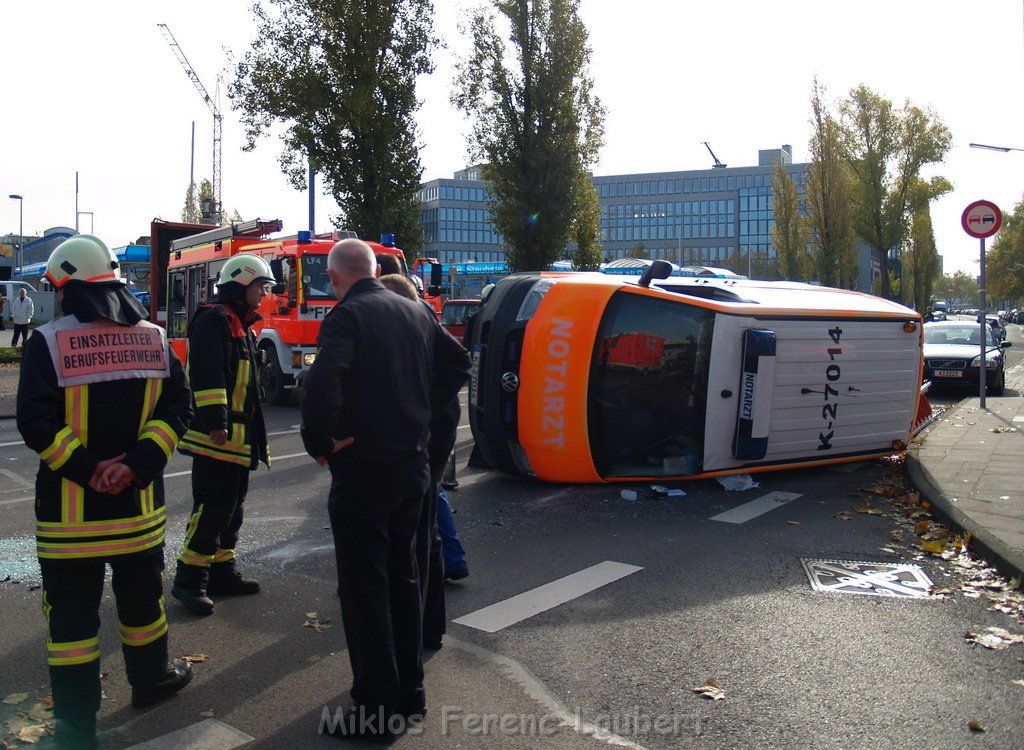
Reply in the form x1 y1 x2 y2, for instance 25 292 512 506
152 218 407 403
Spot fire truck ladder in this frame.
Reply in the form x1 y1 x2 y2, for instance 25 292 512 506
158 23 223 222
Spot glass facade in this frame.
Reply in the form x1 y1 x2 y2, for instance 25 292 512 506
417 156 807 266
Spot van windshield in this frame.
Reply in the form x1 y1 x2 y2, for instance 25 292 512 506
588 290 714 478
301 254 334 299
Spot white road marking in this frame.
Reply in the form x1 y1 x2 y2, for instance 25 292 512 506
266 428 300 436
0 468 33 488
453 560 643 633
709 491 803 524
0 495 33 507
126 719 253 750
0 439 26 448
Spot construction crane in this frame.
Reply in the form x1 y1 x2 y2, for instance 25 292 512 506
702 141 727 169
158 23 222 223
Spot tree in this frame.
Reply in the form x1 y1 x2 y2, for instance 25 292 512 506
452 0 605 272
570 173 602 270
933 270 979 308
985 193 1024 302
901 204 940 311
182 179 242 226
626 243 646 259
805 80 859 288
229 0 436 254
839 84 952 298
770 162 810 281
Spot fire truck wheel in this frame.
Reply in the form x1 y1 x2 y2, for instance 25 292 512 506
260 346 289 405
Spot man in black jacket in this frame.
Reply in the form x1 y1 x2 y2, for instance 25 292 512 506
302 239 469 742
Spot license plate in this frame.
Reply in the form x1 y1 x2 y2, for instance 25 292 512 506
933 369 962 377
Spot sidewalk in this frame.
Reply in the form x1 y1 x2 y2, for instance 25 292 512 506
907 360 1024 580
0 363 19 419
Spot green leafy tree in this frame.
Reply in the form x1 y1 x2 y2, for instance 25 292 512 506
770 162 810 281
721 250 779 280
182 179 241 226
229 0 436 254
570 173 602 270
805 80 859 288
839 84 952 298
933 270 979 308
985 194 1024 302
181 182 198 223
452 0 605 272
626 243 646 259
901 204 940 311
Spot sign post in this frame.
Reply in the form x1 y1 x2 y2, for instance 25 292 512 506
961 200 1003 407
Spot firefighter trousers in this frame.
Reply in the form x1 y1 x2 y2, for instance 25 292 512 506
178 455 249 569
40 552 168 722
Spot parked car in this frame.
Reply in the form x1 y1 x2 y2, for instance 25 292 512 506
977 314 1006 342
923 321 1010 395
440 298 482 345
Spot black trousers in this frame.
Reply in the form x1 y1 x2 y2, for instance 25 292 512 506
40 552 168 722
179 455 249 567
327 459 428 715
417 483 446 644
12 323 29 347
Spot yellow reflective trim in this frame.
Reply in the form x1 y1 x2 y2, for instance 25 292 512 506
231 360 250 412
47 636 100 666
178 548 213 567
195 388 228 407
37 526 165 560
120 601 167 646
212 548 235 563
39 426 80 470
140 419 177 460
37 506 166 537
138 378 162 434
60 478 84 525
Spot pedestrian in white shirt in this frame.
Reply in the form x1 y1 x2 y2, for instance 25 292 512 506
11 288 34 347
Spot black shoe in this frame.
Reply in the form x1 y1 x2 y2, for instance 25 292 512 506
171 583 214 615
131 659 193 709
53 716 97 749
444 566 469 581
207 562 260 596
172 563 214 615
324 704 395 744
397 691 427 722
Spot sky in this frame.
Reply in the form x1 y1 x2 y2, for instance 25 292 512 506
3 0 1023 277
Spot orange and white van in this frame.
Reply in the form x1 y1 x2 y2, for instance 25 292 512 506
467 262 926 483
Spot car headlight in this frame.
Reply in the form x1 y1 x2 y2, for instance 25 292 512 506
970 356 999 369
516 278 557 322
304 352 317 367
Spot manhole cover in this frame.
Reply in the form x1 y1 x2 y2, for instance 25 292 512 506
800 558 932 598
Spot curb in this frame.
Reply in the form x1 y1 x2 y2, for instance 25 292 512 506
906 449 1024 581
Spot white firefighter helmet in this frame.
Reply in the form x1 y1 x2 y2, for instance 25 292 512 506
411 274 424 296
45 235 123 289
216 254 276 288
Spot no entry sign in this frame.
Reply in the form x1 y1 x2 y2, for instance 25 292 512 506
962 200 1002 239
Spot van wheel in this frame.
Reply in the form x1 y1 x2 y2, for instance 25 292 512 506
260 347 289 405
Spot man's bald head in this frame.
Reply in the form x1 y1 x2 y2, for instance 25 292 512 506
327 239 377 300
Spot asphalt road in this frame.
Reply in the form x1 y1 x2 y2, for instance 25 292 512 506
1 326 1023 749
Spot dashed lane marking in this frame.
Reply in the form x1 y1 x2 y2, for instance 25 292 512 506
165 451 312 479
453 560 643 633
709 491 803 524
126 719 253 750
0 469 33 488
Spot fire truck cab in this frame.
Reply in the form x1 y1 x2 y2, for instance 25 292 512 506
164 219 407 404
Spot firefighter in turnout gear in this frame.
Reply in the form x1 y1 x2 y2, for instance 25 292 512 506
17 235 194 749
172 253 272 616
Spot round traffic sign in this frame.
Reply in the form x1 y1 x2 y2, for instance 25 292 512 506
962 200 1002 239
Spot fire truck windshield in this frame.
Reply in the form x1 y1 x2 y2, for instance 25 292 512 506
301 254 334 299
588 291 715 478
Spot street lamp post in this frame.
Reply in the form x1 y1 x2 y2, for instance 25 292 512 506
969 142 1024 153
8 194 23 276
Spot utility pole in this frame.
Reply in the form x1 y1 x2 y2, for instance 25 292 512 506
158 23 222 224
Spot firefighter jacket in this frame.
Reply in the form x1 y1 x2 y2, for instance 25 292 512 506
17 315 192 564
177 301 269 470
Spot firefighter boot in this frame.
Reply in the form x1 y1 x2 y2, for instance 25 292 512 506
207 560 260 596
171 563 214 616
131 658 193 709
52 715 97 749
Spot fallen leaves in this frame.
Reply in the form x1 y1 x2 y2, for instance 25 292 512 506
302 612 332 632
691 678 725 700
967 719 986 732
963 627 1024 650
182 653 208 664
0 695 26 706
199 709 215 718
2 699 54 746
